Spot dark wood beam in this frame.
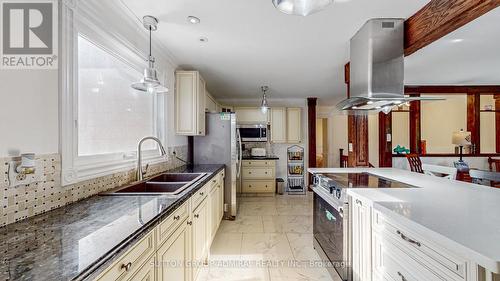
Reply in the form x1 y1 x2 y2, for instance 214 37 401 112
495 95 500 153
405 85 500 94
409 94 422 154
307 97 317 190
344 63 350 98
378 112 393 167
404 0 500 56
467 94 481 154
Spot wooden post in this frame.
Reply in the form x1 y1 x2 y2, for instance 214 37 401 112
409 94 421 154
495 94 500 153
307 97 317 190
467 93 481 154
378 112 393 167
348 115 369 167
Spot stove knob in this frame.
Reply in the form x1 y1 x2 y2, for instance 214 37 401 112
335 189 342 199
329 186 335 194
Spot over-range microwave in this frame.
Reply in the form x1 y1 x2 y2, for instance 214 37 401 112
237 124 268 142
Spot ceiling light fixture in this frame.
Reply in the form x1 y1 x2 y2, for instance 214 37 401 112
260 86 270 114
451 38 464 43
131 15 168 94
187 16 200 24
272 0 333 16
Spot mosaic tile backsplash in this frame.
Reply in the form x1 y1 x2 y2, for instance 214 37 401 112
0 145 187 227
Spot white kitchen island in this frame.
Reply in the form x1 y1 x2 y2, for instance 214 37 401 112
309 167 500 281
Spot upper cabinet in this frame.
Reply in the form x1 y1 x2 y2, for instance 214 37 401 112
270 107 287 143
234 107 269 124
175 71 206 136
205 91 219 113
286 108 302 143
269 107 302 143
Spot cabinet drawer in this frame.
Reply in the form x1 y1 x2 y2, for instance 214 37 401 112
242 180 274 193
157 201 189 247
242 160 275 167
373 211 467 280
242 167 275 179
96 231 155 281
192 183 209 209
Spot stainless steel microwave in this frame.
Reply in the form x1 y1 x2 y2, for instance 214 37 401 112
237 124 268 142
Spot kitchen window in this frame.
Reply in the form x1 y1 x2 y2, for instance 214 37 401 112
61 4 167 185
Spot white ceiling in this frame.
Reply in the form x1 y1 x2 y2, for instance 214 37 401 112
405 7 500 86
121 0 430 105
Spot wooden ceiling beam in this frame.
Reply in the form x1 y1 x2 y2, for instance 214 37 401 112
404 0 500 56
405 85 500 94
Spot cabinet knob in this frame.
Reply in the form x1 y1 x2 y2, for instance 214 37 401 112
265 172 268 174
397 272 408 281
249 185 252 187
173 215 180 220
355 199 362 206
194 214 199 218
187 221 193 225
248 172 252 174
265 185 268 187
121 262 132 272
200 192 204 196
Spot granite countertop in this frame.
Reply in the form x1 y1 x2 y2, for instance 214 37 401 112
308 167 500 273
0 164 224 281
242 155 279 160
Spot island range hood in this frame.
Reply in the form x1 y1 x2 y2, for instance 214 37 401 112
337 18 442 113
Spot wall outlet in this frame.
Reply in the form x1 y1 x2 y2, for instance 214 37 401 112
7 161 46 188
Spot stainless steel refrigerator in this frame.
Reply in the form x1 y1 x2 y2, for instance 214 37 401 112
194 113 241 219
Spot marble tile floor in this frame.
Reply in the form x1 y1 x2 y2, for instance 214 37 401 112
197 192 342 281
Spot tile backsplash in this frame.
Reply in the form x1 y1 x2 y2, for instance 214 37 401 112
0 145 187 227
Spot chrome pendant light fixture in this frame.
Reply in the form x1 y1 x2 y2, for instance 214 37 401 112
272 0 333 16
260 86 270 113
131 15 168 93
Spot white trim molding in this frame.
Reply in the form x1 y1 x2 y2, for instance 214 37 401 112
60 0 171 185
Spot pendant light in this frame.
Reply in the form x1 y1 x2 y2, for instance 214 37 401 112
272 0 333 16
131 15 168 93
260 86 270 113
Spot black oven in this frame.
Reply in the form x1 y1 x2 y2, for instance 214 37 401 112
237 124 267 142
313 192 351 281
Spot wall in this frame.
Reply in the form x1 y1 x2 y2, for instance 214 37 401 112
421 94 467 153
392 111 410 149
0 0 187 226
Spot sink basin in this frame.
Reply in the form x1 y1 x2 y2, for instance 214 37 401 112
148 173 204 183
100 172 206 196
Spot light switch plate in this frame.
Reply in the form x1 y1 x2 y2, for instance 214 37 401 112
348 143 353 152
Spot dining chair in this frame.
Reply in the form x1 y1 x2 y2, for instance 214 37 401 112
422 164 458 180
469 169 500 188
405 154 424 173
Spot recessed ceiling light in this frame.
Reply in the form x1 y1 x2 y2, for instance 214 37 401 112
451 38 464 43
187 16 200 24
199 37 208 43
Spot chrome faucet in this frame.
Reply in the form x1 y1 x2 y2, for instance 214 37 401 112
137 136 167 181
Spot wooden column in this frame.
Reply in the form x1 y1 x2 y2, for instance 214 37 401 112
307 97 317 190
378 112 393 167
496 94 500 153
467 93 481 154
409 94 421 154
344 63 350 98
348 115 369 167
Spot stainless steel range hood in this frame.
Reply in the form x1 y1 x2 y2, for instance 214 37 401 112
337 18 442 113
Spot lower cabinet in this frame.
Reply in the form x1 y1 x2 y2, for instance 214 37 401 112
351 195 372 281
192 198 209 281
157 220 191 281
95 169 225 281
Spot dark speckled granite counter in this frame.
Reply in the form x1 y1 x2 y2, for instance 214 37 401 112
0 164 224 281
241 156 279 160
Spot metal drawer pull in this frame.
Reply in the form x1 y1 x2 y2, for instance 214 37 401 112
194 214 199 218
397 230 421 247
200 192 204 196
173 215 180 220
121 262 132 271
187 221 192 225
397 272 407 281
355 199 362 206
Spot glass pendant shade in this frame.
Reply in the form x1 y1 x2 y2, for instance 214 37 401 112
272 0 333 16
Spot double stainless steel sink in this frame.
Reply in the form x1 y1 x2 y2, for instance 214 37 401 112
101 173 206 196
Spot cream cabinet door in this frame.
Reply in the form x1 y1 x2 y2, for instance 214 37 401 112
218 174 224 222
205 92 218 113
351 196 372 281
175 71 206 136
192 198 208 281
157 219 191 281
209 184 219 242
127 256 155 281
286 108 301 143
234 107 268 123
270 107 287 143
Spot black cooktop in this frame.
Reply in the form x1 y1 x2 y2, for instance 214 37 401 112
322 172 418 189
